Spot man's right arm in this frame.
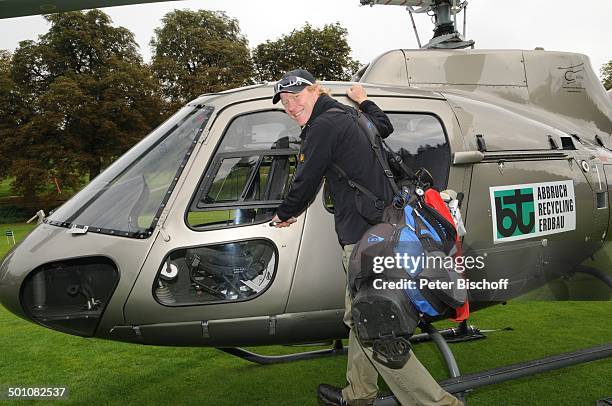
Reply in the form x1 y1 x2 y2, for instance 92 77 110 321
359 100 394 139
347 84 394 138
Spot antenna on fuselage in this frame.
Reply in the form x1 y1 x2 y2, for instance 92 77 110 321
360 0 475 49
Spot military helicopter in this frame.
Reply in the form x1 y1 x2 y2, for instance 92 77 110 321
1 0 611 401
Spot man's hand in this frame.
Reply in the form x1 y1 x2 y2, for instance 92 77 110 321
270 214 297 228
347 84 367 105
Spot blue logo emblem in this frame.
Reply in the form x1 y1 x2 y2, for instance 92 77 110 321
368 234 385 243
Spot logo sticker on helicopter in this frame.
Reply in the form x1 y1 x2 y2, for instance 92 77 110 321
490 180 576 243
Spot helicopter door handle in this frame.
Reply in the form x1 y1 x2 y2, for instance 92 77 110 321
476 134 487 152
453 151 484 165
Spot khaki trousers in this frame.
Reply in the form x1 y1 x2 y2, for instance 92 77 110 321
340 244 461 406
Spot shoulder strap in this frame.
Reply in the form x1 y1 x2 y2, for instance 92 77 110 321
355 111 400 195
326 106 400 195
330 162 382 204
380 138 417 181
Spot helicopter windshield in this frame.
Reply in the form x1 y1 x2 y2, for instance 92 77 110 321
47 105 214 238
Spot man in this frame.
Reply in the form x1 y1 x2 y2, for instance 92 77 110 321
271 69 460 406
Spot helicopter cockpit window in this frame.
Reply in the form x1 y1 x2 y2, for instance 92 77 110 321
386 113 450 190
187 111 300 229
217 111 301 152
46 105 213 238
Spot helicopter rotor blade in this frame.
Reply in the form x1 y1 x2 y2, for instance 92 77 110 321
0 0 183 20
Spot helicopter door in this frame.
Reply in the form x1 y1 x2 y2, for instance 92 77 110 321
121 101 307 346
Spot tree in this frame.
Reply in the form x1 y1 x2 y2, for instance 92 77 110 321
252 23 361 82
0 50 19 181
602 60 612 90
7 10 165 199
150 10 254 111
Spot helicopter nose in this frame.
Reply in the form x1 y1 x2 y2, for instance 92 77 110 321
0 250 21 313
0 251 119 337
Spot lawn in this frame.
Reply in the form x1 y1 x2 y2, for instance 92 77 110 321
0 223 36 257
0 302 610 405
1 225 611 405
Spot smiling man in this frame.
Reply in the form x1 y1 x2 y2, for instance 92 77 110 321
270 69 393 241
270 69 461 406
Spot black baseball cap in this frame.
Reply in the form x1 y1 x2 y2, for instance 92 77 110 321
272 69 316 104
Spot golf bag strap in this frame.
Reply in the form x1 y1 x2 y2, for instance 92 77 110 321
326 107 400 195
330 162 382 204
381 138 417 181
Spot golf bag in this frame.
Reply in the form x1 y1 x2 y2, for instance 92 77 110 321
335 107 468 369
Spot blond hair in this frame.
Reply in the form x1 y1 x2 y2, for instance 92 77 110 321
306 83 331 96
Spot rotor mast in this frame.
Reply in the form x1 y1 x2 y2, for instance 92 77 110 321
360 0 475 49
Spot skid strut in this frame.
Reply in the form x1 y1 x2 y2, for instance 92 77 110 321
571 265 612 289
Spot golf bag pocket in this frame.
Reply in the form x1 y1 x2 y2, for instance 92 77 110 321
352 283 420 344
348 222 397 293
351 282 418 369
348 195 467 341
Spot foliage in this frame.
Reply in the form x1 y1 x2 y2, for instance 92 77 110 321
150 10 254 111
0 51 21 181
252 23 361 82
5 10 165 199
0 205 30 224
601 60 612 90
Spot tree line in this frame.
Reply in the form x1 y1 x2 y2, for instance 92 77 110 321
1 9 610 201
602 61 612 91
0 9 360 199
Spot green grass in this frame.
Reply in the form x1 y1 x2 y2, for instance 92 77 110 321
1 224 611 405
0 302 610 405
0 223 36 258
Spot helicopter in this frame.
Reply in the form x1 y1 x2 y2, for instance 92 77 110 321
1 0 611 401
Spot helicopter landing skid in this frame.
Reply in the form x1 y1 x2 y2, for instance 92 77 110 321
372 323 612 406
216 339 347 365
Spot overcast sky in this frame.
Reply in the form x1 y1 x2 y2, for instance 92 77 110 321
0 0 610 78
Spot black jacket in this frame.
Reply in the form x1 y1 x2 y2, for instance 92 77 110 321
276 93 394 245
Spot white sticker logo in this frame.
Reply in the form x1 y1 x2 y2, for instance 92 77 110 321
490 180 576 243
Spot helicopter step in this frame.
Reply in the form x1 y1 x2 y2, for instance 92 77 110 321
216 339 347 365
216 321 485 365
